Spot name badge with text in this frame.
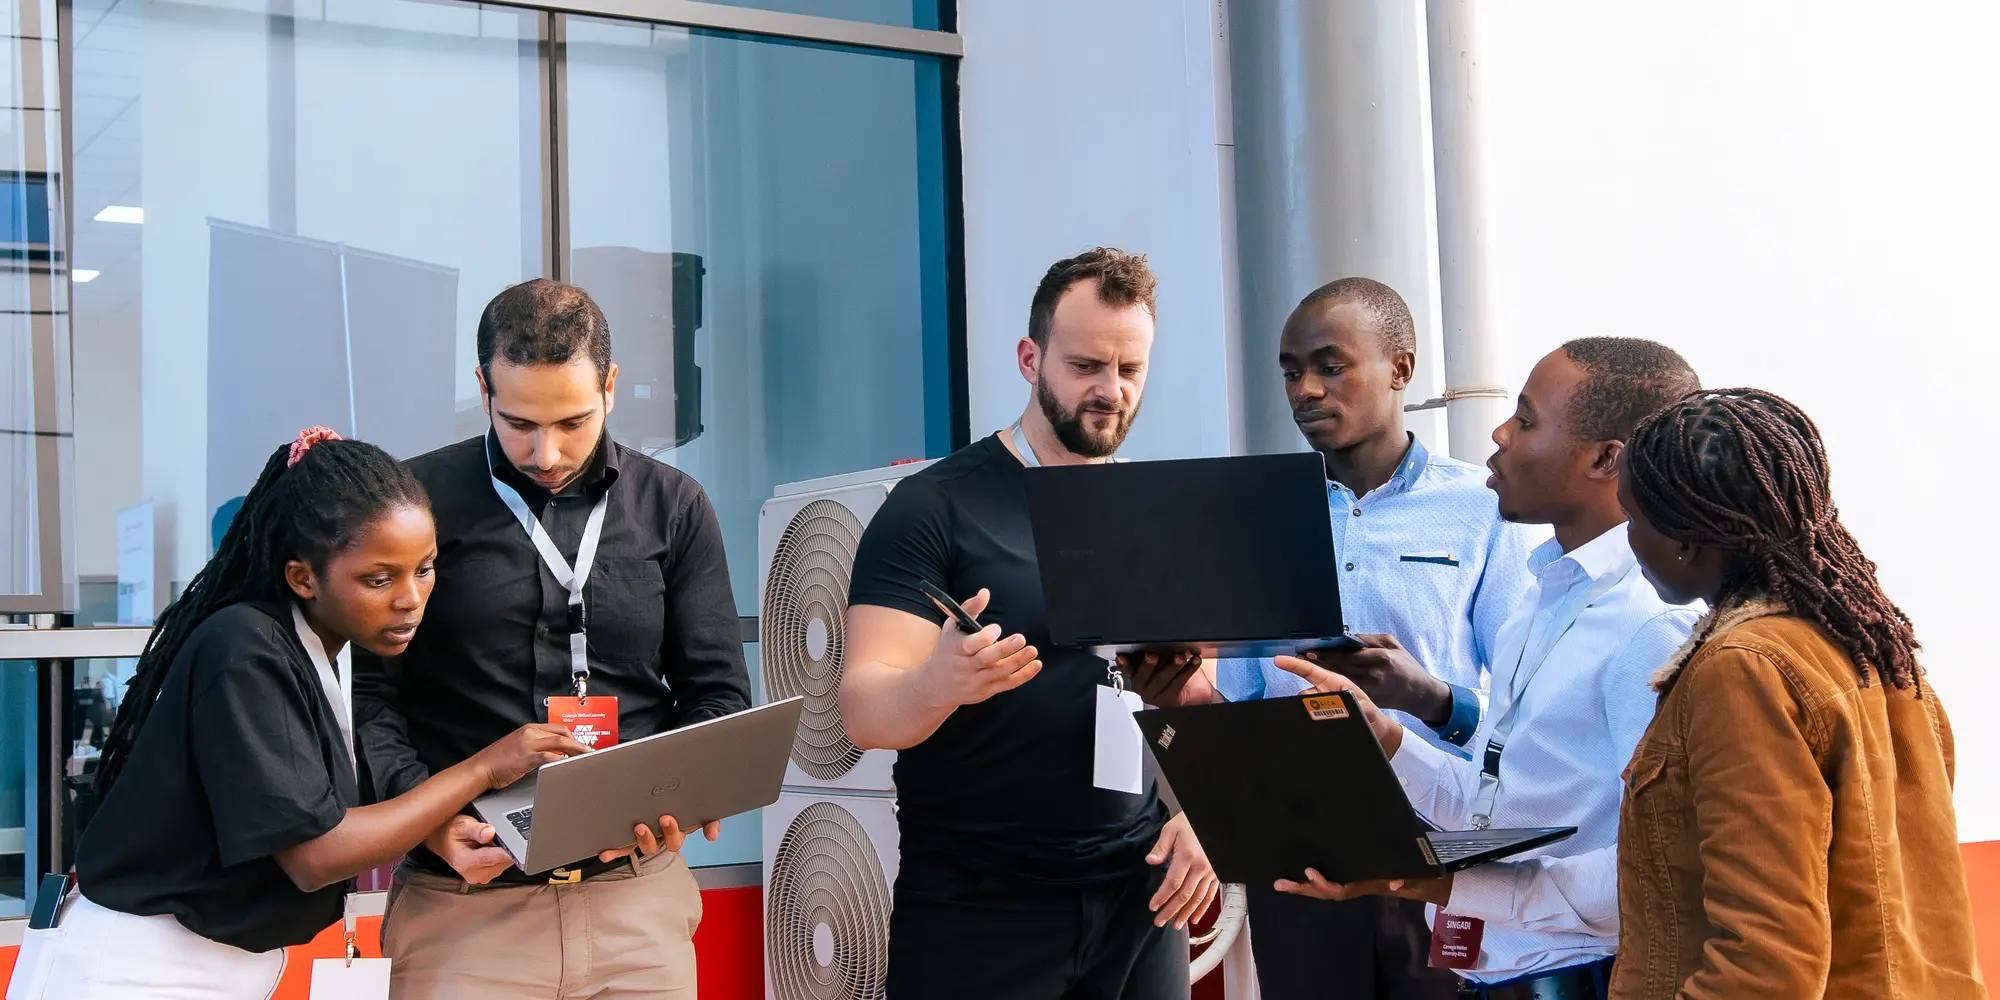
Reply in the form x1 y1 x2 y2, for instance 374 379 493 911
547 696 619 749
1428 913 1485 970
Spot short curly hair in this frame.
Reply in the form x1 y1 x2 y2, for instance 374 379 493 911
1027 248 1158 347
1560 337 1698 443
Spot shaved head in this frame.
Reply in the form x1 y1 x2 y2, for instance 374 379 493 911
1295 277 1417 355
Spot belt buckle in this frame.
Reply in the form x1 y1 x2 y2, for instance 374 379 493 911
549 867 583 885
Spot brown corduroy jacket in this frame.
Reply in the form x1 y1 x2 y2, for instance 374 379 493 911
1612 604 1986 1000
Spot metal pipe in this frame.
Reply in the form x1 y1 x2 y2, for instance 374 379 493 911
1190 883 1249 982
1226 0 1445 458
1425 0 1510 463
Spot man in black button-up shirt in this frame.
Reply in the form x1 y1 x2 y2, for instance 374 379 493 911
353 278 750 998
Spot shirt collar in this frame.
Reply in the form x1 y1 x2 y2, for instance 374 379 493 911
1331 433 1428 499
291 602 340 679
1391 434 1430 486
1527 521 1636 584
486 428 620 499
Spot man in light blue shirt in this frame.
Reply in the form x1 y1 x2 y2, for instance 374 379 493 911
1273 338 1702 1000
1128 278 1537 1000
1212 435 1537 746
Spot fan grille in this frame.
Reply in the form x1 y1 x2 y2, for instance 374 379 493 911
767 801 893 1000
762 498 867 781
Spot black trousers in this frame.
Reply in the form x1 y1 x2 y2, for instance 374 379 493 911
886 854 1190 1000
1245 887 1460 1000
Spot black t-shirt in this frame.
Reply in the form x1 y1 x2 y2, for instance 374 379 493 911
77 599 356 953
846 434 1165 884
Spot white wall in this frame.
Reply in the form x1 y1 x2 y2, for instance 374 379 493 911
1471 2 2000 841
959 0 2000 844
958 0 1236 460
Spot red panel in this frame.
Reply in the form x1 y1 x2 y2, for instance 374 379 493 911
695 885 766 1000
0 886 767 1000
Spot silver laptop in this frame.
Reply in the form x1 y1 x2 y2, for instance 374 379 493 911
473 697 805 875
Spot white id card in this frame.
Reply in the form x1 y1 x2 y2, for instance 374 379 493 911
310 957 392 999
312 894 389 999
1092 685 1147 794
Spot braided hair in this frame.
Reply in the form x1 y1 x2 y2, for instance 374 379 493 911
1625 389 1921 689
93 432 429 796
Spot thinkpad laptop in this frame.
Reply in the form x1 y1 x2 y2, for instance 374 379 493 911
474 697 804 875
1134 691 1574 885
1024 452 1362 658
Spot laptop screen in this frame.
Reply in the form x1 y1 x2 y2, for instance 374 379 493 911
1024 452 1344 647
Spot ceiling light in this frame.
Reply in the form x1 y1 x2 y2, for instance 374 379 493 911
72 269 99 283
93 205 142 224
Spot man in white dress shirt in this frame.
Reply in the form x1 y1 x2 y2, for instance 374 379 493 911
1272 337 1701 1000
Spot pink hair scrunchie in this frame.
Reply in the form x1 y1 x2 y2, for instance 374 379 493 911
288 426 343 467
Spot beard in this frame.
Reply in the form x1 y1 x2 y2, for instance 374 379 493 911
1036 373 1138 459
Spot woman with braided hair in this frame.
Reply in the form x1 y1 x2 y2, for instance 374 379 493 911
1612 389 1985 999
30 428 591 999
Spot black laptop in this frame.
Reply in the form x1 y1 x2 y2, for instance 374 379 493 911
1134 691 1574 885
1023 452 1362 659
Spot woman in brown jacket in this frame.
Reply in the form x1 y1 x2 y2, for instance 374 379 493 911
1612 388 1986 1000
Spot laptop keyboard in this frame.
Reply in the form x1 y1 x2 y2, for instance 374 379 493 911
1428 834 1519 864
505 807 534 840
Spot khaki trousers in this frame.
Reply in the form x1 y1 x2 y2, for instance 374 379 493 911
382 850 702 1000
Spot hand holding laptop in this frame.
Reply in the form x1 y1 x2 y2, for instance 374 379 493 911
425 724 597 884
1272 655 1406 757
1274 867 1453 906
1113 648 1218 707
1297 635 1454 722
597 815 721 864
1267 657 1466 902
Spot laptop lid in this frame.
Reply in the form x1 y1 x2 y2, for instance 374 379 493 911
1133 691 1441 885
487 697 805 875
1023 452 1345 654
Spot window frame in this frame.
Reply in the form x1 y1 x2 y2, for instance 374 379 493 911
0 0 967 921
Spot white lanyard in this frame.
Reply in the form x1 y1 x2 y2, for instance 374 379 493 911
1009 420 1130 469
489 462 611 698
1469 560 1636 828
1009 419 1043 468
293 604 354 771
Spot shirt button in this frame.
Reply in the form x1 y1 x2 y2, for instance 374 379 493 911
1345 562 1356 571
1352 508 1364 517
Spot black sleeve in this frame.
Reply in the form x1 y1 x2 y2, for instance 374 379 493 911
845 475 952 626
350 648 430 803
660 486 753 728
190 638 348 868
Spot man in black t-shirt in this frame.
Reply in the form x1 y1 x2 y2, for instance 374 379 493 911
841 248 1220 999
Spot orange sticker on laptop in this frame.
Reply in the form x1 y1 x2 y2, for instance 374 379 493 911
1304 694 1350 721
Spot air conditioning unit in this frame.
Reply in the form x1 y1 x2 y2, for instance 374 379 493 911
762 792 899 1000
756 462 933 793
758 461 932 1000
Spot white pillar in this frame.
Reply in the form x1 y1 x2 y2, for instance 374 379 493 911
1425 0 1511 464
